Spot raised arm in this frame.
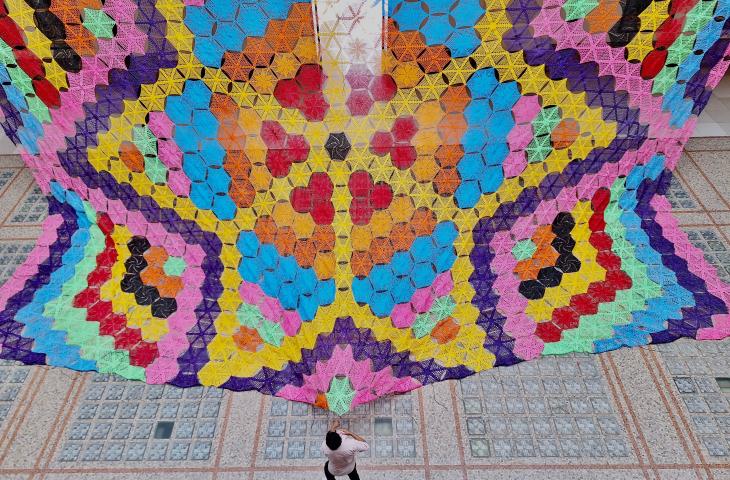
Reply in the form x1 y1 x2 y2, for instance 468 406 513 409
339 428 366 443
329 419 340 432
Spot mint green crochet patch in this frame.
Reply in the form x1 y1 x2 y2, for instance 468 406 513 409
133 126 157 157
237 303 264 326
145 157 168 185
562 0 599 21
527 106 562 164
163 256 187 277
326 376 356 416
512 238 537 261
83 8 116 39
131 126 168 185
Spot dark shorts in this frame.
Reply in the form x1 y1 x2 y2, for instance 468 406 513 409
324 461 360 479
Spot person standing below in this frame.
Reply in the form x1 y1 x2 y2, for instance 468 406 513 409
321 419 369 479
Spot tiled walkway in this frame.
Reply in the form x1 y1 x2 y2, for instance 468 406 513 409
0 137 729 479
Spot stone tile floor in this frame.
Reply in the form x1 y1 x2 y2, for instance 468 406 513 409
0 138 729 479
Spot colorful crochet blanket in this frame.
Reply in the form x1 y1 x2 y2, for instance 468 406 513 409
0 0 729 415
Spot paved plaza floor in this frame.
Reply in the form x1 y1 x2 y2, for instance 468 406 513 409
0 136 729 479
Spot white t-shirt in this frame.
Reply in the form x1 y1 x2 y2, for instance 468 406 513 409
321 430 369 476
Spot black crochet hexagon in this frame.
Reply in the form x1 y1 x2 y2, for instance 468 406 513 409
325 132 351 161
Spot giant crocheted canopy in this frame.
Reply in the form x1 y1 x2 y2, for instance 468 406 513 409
0 0 729 415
